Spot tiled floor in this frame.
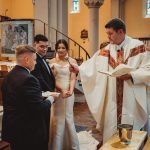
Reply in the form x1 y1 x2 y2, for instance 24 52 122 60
74 102 103 142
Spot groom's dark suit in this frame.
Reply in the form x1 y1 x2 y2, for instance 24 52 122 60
31 54 55 92
1 65 51 150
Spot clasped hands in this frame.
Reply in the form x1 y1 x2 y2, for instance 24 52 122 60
61 90 72 98
56 89 72 98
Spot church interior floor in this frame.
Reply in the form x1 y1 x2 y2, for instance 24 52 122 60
74 101 103 143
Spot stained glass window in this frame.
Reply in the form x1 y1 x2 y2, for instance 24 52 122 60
147 0 150 15
71 0 80 13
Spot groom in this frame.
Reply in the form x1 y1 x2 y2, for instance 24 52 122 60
31 34 56 149
31 34 55 92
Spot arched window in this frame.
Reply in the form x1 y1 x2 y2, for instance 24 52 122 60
71 0 80 13
146 0 150 14
144 0 150 18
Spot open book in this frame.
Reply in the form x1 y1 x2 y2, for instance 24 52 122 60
42 91 60 97
98 64 135 77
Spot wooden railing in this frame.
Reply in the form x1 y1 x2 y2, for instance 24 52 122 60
34 19 90 62
137 37 150 49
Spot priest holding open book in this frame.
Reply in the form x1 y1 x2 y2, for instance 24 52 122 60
70 18 150 144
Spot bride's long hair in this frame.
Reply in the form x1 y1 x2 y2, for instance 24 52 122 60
55 39 69 59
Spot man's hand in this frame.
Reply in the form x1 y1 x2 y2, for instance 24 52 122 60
50 92 60 102
69 64 79 74
118 73 133 81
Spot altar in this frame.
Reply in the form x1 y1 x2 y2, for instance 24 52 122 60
100 130 147 150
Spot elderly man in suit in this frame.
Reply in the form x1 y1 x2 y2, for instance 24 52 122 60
1 45 58 150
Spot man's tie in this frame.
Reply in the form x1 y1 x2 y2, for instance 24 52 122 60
42 56 51 75
42 56 46 60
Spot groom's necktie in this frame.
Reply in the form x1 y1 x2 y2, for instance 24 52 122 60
42 57 51 75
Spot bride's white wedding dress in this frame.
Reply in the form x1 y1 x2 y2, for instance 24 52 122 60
77 131 99 150
50 63 79 150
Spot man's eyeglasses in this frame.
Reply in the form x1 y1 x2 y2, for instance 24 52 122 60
39 45 48 49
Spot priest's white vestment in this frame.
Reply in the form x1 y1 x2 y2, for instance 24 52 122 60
79 35 150 142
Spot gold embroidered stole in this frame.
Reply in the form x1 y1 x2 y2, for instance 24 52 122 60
116 49 124 124
99 45 146 124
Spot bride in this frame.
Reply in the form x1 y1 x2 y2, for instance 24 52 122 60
49 39 79 150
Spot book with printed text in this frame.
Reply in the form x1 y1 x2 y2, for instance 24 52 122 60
98 64 135 77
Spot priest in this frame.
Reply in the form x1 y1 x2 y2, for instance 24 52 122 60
70 18 150 143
